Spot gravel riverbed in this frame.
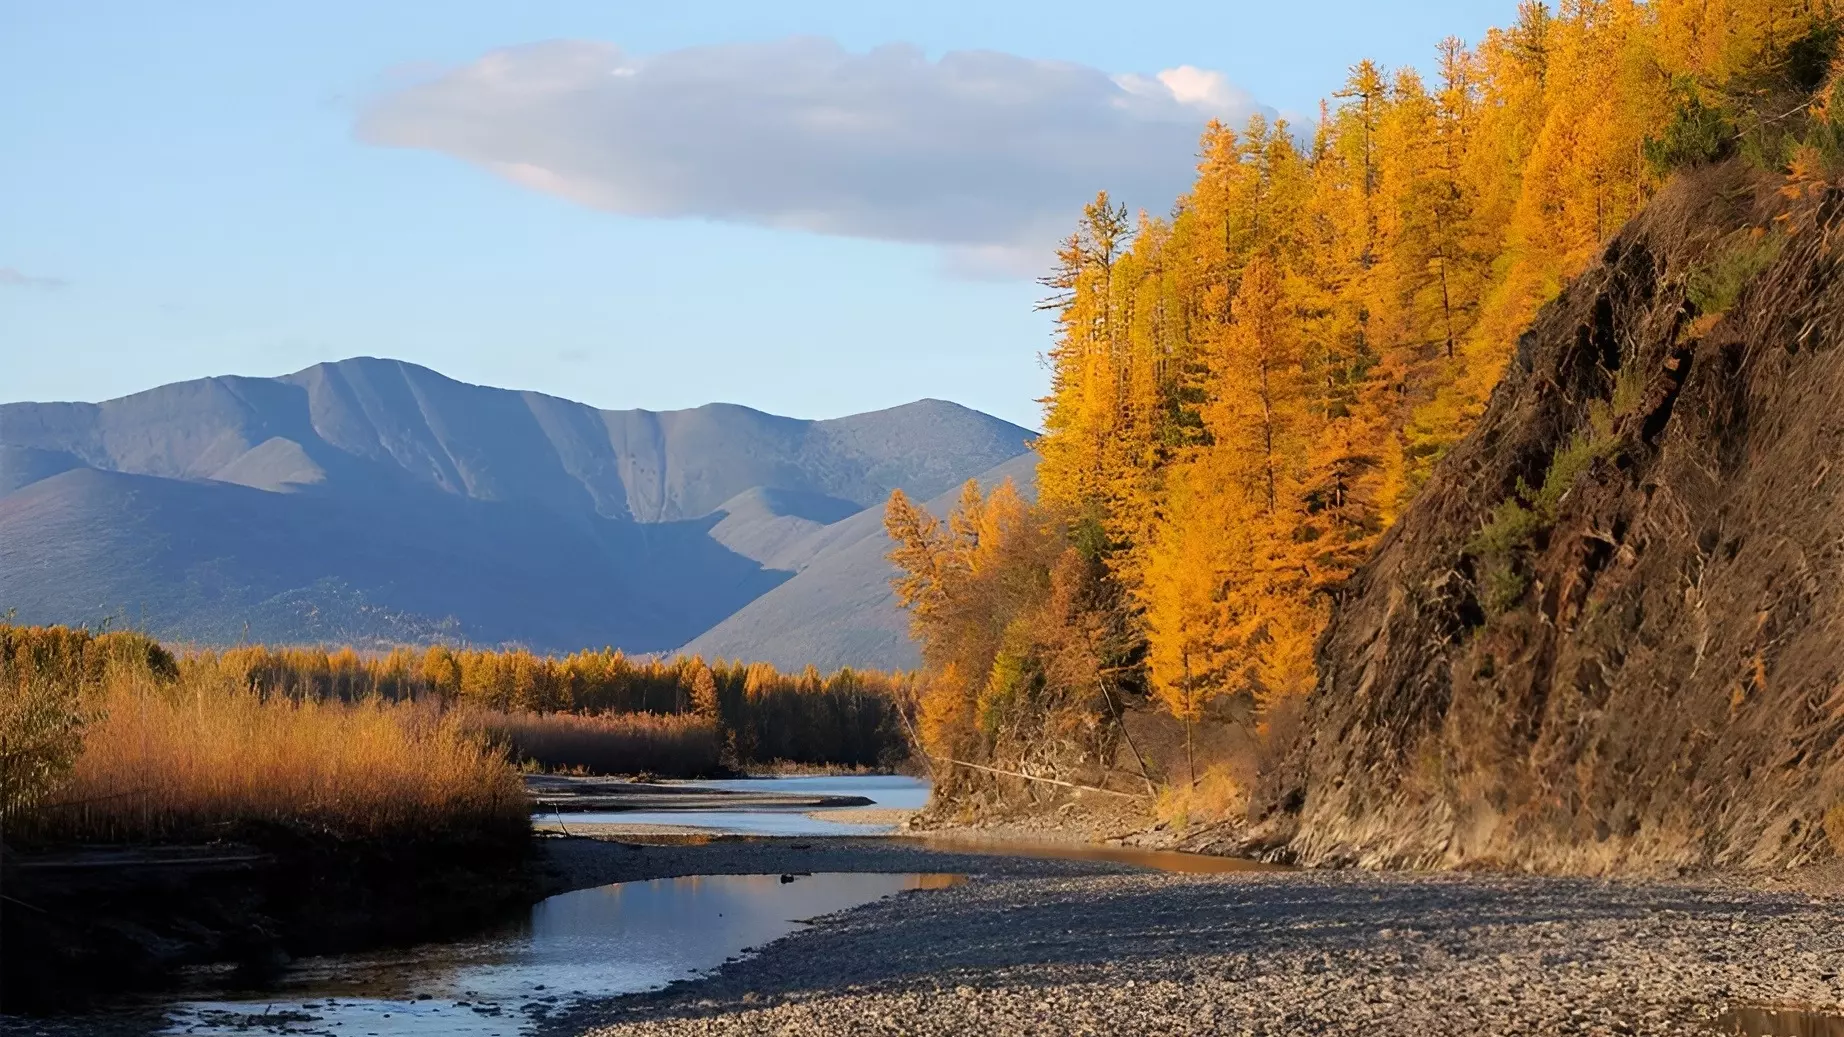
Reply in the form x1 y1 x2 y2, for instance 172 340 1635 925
8 834 1840 1036
543 837 1844 1037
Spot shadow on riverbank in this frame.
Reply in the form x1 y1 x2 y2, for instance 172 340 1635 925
0 823 532 1015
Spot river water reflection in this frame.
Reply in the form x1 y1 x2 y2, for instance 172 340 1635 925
161 872 962 1036
155 774 1277 1034
549 774 930 836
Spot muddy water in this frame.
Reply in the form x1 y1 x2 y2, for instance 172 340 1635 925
160 873 962 1036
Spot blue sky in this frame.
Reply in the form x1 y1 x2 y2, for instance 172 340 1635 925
2 1 1520 428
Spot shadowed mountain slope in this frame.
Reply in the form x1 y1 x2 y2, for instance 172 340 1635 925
682 452 1040 672
0 359 1033 661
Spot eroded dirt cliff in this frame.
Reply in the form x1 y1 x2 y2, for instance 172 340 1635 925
1265 163 1844 873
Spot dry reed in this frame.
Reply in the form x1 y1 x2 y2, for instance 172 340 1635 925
4 627 526 845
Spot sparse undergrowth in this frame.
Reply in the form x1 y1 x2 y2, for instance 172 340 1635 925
1467 220 1790 616
1825 803 1844 858
1688 228 1786 321
1154 765 1246 831
1466 381 1638 615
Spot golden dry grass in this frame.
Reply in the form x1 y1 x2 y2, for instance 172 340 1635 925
1154 764 1246 830
5 629 527 845
2 622 910 848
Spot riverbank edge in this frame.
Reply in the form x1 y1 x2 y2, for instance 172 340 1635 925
0 776 907 1017
893 792 1844 899
0 823 534 1014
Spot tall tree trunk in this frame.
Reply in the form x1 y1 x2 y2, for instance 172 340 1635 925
1259 357 1278 516
1439 249 1457 360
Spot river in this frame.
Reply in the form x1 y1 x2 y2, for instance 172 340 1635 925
9 773 1818 1037
156 775 934 1036
77 775 1277 1036
544 774 930 836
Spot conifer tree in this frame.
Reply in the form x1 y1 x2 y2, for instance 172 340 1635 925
898 0 1843 757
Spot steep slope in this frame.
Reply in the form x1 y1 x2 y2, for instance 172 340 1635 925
1262 164 1844 874
683 453 1039 672
0 446 83 497
706 487 864 569
0 359 1033 660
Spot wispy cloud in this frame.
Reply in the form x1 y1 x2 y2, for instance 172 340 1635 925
357 38 1269 278
0 267 68 291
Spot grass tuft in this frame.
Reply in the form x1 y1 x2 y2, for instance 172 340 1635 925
1827 802 1844 859
1154 764 1245 829
1688 229 1786 318
1466 401 1625 616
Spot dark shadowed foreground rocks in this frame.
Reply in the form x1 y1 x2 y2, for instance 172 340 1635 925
554 860 1844 1036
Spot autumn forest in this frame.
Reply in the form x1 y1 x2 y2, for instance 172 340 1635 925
888 0 1844 801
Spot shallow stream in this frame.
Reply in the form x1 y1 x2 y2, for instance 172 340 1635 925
156 776 934 1035
130 775 1267 1035
161 872 959 1036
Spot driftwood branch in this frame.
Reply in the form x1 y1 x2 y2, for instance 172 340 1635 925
541 799 571 837
1095 678 1158 796
892 698 939 784
928 755 1147 800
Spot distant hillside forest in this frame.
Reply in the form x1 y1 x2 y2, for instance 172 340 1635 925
887 0 1839 803
201 641 915 769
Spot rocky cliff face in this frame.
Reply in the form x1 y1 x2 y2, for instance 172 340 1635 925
1267 164 1844 874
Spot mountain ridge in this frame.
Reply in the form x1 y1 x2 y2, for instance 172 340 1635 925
0 358 1037 666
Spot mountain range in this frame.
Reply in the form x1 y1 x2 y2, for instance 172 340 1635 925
0 358 1036 670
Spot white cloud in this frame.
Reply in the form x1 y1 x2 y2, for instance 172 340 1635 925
357 38 1269 277
0 267 68 291
1158 66 1259 112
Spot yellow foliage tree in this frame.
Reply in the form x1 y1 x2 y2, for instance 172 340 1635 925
895 0 1843 787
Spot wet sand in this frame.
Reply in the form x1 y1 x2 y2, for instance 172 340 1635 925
803 807 917 827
